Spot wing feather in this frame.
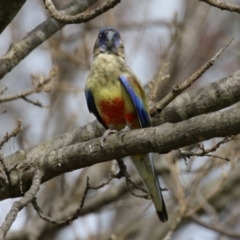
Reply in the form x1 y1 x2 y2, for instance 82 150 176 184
85 88 107 129
119 75 150 128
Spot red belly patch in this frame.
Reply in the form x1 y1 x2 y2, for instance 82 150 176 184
98 97 136 127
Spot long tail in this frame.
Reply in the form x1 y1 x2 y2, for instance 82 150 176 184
131 154 168 222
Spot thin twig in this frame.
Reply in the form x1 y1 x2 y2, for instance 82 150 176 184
0 169 43 240
179 136 235 161
125 179 150 199
0 86 7 95
0 119 24 188
115 159 150 199
32 176 90 224
32 167 149 225
150 38 234 117
0 119 22 149
200 0 240 14
21 96 49 108
45 0 121 24
191 214 240 238
0 68 56 105
90 176 114 190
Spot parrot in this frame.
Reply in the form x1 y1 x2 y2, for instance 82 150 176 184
85 26 168 222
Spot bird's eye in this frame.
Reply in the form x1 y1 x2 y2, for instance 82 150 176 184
99 34 102 38
116 34 120 38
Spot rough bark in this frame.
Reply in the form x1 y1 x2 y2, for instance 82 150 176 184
1 106 240 201
0 0 26 34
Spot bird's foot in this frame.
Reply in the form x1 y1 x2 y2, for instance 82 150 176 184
101 129 118 147
117 126 130 138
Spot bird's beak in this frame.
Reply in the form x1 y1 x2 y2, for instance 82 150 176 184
106 30 114 47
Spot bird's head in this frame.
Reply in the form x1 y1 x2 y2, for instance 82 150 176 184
93 27 125 59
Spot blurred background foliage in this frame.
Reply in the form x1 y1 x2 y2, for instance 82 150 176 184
1 0 240 239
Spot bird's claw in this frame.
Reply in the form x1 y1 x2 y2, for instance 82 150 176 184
101 129 118 147
117 126 129 138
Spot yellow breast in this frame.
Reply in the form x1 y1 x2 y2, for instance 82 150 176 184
86 53 138 129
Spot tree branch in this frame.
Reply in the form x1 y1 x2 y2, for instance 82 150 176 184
45 0 121 24
31 176 89 225
0 68 56 105
152 69 240 125
7 155 240 239
0 106 240 201
191 214 240 238
200 0 240 14
0 170 43 240
0 0 26 34
150 38 233 117
3 68 239 177
0 68 238 204
0 120 22 149
6 170 149 239
0 0 99 80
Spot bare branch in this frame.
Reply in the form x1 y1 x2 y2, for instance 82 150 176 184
0 119 22 149
4 68 239 180
0 170 43 240
31 169 148 226
152 69 240 126
150 38 233 117
179 136 235 161
7 160 240 239
0 0 26 34
115 159 150 198
45 0 121 24
200 0 240 14
1 107 240 201
21 97 49 108
191 214 240 238
32 176 89 225
0 68 56 105
0 0 98 80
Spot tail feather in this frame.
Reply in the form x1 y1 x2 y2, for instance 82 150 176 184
131 154 168 222
156 194 168 222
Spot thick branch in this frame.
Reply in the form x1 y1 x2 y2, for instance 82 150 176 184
7 157 240 240
0 0 26 34
0 0 98 80
1 107 240 201
150 38 233 117
152 69 240 125
5 68 239 167
0 69 239 202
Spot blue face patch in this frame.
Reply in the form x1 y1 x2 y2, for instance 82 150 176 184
99 26 119 36
96 27 122 53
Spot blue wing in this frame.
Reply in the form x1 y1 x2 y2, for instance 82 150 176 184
119 75 151 128
85 88 107 129
120 75 168 222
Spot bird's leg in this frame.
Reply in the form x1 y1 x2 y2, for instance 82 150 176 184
101 127 118 147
